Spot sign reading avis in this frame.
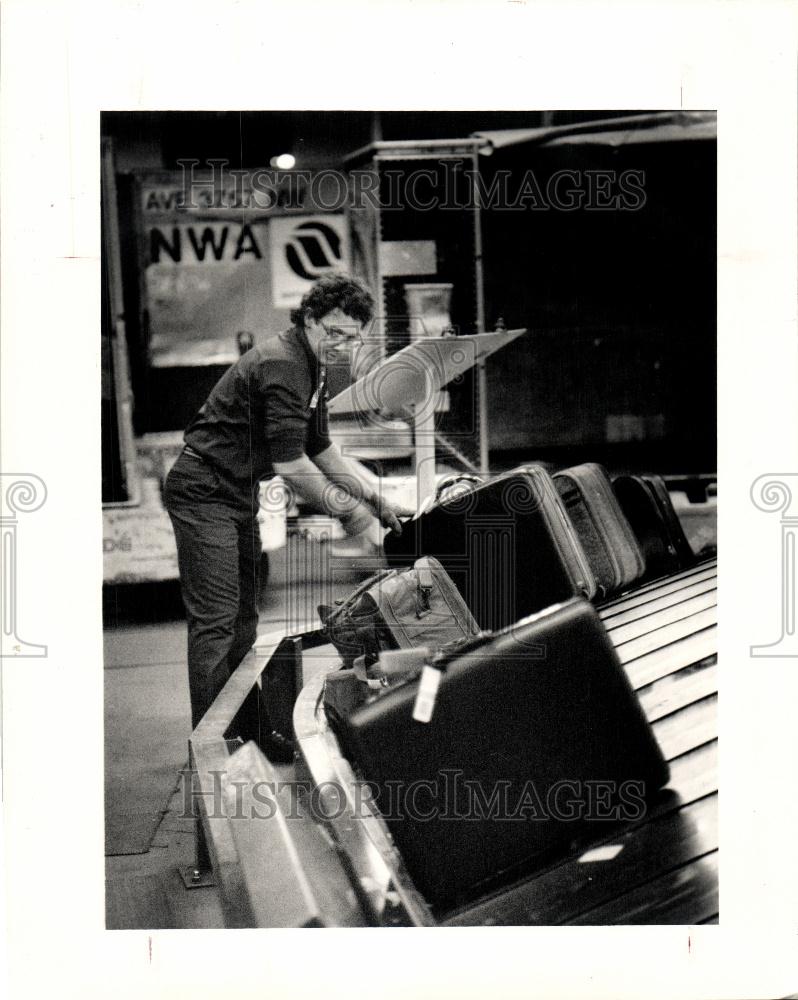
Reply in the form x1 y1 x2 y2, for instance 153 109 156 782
269 215 349 309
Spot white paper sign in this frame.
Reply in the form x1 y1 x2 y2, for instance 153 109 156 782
269 214 350 308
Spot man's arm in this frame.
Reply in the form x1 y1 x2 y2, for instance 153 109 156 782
310 443 412 534
310 442 375 502
272 453 375 537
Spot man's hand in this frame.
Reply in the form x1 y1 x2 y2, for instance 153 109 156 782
365 493 415 536
273 454 385 540
339 504 377 538
310 444 414 537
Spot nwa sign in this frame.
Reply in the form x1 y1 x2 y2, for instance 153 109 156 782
137 172 349 367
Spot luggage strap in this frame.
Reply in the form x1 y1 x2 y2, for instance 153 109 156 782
414 559 435 616
352 655 388 690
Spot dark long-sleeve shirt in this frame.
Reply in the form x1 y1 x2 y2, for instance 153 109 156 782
183 326 331 496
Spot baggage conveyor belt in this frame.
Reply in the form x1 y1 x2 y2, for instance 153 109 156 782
291 558 718 926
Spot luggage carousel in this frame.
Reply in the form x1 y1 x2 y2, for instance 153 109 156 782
190 557 717 927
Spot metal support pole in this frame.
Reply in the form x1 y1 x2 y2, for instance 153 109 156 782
471 147 489 474
101 139 139 504
180 739 215 888
413 367 438 510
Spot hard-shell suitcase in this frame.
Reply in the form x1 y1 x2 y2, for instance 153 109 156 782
553 462 646 598
337 598 670 909
612 474 695 581
384 465 596 631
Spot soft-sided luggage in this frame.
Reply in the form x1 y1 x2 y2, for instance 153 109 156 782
384 465 596 631
323 647 429 736
318 556 480 668
553 462 646 597
612 474 695 581
336 597 670 909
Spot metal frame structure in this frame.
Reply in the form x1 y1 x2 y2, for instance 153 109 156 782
101 138 140 508
343 138 491 472
328 328 526 509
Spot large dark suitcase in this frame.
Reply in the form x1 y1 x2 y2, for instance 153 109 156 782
384 465 596 631
612 474 695 581
553 462 646 598
337 598 670 909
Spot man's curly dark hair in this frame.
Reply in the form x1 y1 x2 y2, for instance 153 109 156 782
290 273 374 329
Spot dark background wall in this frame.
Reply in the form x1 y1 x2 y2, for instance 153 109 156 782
481 137 716 471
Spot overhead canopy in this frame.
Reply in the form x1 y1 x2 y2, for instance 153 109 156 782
473 111 716 153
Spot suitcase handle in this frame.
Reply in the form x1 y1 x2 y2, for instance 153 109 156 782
435 473 484 503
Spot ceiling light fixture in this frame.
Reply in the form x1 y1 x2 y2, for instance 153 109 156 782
270 153 296 170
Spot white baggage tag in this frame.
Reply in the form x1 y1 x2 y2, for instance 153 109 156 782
412 665 442 723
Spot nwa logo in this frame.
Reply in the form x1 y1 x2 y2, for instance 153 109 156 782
285 221 343 280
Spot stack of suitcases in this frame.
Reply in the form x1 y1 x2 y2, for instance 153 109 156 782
317 461 710 911
383 461 699 625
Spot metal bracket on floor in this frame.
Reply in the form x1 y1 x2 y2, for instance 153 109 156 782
179 739 219 890
179 864 216 889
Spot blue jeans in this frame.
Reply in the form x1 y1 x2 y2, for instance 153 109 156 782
164 452 262 729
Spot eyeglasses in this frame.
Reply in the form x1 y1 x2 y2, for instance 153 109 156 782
320 321 361 341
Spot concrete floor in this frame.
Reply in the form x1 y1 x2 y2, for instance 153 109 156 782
104 618 225 929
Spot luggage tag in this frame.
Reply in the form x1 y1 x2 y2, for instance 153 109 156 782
412 661 443 724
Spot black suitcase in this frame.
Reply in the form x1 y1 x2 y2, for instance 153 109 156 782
612 474 695 582
337 598 670 909
553 462 646 598
384 465 596 631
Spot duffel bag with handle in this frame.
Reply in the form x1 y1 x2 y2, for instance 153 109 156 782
318 556 481 668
